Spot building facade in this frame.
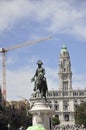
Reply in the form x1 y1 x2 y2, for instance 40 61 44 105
30 45 86 126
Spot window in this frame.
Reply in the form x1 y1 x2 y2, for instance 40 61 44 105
48 93 52 97
73 92 78 96
63 92 68 96
74 100 77 103
63 100 69 111
49 101 51 103
63 52 66 55
64 68 66 72
63 81 68 90
63 59 66 66
81 100 84 103
54 105 59 111
55 92 58 96
63 105 68 111
55 100 58 103
79 91 84 96
64 115 69 121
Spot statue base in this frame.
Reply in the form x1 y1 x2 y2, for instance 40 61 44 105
29 100 53 130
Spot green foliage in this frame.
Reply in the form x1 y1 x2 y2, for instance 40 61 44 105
0 103 32 129
7 106 32 129
0 105 8 129
75 102 86 127
52 116 60 126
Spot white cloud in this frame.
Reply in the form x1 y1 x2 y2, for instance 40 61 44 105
71 24 86 40
46 67 58 90
0 0 34 31
0 0 86 40
72 74 86 89
6 54 19 65
6 66 33 101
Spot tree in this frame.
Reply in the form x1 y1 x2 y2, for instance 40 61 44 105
52 116 60 127
5 102 32 129
0 101 32 130
0 105 8 130
75 102 86 127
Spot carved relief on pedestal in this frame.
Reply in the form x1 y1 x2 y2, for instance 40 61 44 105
36 112 43 123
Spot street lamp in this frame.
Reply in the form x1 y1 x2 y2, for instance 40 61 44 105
7 123 10 130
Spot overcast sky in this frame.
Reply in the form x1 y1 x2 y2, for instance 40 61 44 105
0 0 86 101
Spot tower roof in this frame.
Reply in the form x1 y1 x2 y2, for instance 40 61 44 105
61 45 68 54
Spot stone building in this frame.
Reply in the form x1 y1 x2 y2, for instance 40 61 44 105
30 45 86 126
6 99 30 110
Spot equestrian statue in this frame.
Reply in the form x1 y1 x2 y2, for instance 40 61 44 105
31 60 48 101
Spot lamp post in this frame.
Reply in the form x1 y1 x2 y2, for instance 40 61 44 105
7 123 10 130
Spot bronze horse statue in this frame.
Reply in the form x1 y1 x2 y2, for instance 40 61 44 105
32 72 48 101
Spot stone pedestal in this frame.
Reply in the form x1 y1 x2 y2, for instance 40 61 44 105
29 100 53 130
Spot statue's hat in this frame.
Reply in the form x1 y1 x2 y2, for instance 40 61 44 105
37 60 43 65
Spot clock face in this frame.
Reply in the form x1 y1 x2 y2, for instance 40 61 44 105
63 75 67 80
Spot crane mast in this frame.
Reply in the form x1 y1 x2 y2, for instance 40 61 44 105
2 52 6 103
0 36 52 103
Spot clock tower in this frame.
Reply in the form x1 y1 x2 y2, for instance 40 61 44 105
58 45 72 91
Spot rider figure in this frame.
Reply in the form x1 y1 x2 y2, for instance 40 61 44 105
31 60 46 91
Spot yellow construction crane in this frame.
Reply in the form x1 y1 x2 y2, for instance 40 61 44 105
0 36 52 103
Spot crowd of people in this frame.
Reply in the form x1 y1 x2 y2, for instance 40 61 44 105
53 125 86 130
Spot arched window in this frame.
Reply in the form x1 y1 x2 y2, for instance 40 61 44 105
64 114 69 121
63 59 66 66
54 104 59 111
63 81 68 90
